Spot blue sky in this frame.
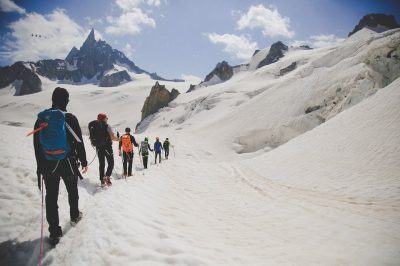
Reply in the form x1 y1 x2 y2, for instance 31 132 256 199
0 0 399 81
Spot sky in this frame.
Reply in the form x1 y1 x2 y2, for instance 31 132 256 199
0 0 399 80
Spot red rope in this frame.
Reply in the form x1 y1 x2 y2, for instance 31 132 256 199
38 176 44 266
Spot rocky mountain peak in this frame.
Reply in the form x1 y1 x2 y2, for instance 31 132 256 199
257 41 288 69
204 61 233 82
81 28 96 50
65 46 79 63
348 13 400 36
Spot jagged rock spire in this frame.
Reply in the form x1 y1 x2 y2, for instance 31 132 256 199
81 28 96 50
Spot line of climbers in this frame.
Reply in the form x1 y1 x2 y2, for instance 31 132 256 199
28 87 173 245
89 113 172 186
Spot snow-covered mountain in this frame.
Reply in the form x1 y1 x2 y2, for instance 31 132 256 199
0 22 399 266
0 29 184 95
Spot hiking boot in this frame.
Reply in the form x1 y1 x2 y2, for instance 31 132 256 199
49 230 62 246
101 179 107 188
105 176 112 186
49 235 61 246
70 211 83 226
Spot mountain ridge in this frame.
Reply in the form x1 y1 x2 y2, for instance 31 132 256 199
0 28 183 95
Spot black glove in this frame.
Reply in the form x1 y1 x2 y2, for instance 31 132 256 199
36 168 41 191
77 170 84 180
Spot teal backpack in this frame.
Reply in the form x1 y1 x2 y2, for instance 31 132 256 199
37 109 70 160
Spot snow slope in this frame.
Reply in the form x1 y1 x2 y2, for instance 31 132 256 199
0 28 399 266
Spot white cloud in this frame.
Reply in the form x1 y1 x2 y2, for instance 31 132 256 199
1 9 89 63
147 0 161 6
181 74 202 84
0 0 25 14
237 4 294 38
291 34 345 48
122 43 135 58
106 0 159 36
115 0 142 11
115 0 160 11
106 8 156 35
85 16 103 26
206 33 258 61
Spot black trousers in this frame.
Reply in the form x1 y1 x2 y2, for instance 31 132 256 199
155 151 162 163
43 159 79 237
123 151 133 175
97 145 114 180
142 154 148 169
164 148 169 159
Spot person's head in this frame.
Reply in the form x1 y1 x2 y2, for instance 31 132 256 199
125 127 131 133
156 136 159 141
144 137 148 142
97 113 108 123
166 138 169 141
52 87 69 111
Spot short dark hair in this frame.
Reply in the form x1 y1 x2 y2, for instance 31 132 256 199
125 127 131 132
52 87 69 110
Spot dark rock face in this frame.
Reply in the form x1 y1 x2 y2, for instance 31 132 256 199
204 61 233 82
34 59 83 83
252 49 261 56
99 70 132 87
257 41 288 69
0 62 42 96
348 13 400 37
170 88 180 100
65 28 143 81
305 105 321 114
300 45 312 50
141 82 180 121
279 62 297 76
186 84 196 93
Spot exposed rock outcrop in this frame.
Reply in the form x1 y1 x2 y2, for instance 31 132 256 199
279 62 297 76
99 70 132 87
0 62 42 96
186 84 196 93
204 61 233 82
257 41 288 69
300 45 312 50
348 13 400 37
140 82 180 121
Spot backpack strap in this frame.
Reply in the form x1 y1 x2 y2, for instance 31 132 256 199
65 122 82 143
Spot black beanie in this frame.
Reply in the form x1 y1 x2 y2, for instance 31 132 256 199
52 87 69 110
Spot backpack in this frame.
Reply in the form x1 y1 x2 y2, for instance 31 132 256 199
121 134 133 153
154 141 162 152
37 109 70 160
88 120 109 147
140 141 148 154
163 140 169 149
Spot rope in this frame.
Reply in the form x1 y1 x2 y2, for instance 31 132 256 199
87 146 98 166
38 176 44 266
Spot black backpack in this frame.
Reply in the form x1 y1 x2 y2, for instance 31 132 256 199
88 120 109 147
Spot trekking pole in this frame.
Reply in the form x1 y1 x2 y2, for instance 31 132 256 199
38 176 44 266
120 151 124 179
138 147 143 167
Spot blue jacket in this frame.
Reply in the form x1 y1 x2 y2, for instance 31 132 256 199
154 141 162 152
